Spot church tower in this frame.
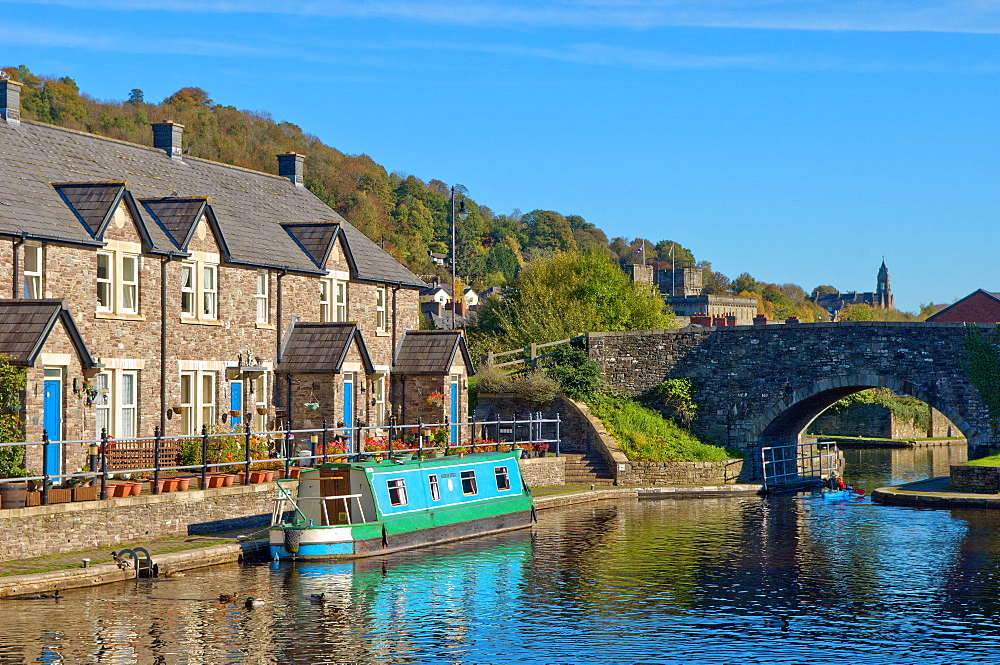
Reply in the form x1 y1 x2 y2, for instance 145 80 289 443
875 260 893 309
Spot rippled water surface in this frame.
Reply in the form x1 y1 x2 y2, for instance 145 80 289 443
2 444 996 665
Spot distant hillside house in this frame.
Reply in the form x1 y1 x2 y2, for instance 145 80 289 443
926 290 1000 323
815 261 894 319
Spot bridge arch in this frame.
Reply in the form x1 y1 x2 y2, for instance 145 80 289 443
750 373 981 453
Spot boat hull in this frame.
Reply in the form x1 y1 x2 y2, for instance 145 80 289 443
269 508 534 560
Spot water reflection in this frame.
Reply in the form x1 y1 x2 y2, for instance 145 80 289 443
3 454 1000 664
843 442 968 490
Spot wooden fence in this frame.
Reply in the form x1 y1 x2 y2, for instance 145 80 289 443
482 335 585 372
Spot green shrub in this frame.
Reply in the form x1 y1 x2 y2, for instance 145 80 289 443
472 365 514 394
0 355 26 478
510 371 560 405
545 344 604 400
644 378 697 427
588 394 738 462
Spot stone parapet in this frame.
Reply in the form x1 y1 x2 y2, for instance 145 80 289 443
0 483 277 562
519 456 564 488
618 459 744 486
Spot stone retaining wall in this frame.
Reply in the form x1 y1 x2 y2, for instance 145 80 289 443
0 483 276 562
519 456 565 488
950 465 1000 493
618 459 744 486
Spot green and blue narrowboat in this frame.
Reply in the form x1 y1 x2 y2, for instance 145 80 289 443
268 451 535 559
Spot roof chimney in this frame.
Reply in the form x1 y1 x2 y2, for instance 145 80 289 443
277 152 304 186
151 121 184 160
0 77 21 126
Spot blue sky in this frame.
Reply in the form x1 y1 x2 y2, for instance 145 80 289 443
3 0 998 312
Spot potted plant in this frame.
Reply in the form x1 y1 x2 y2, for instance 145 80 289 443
425 391 446 408
533 442 550 458
304 402 320 410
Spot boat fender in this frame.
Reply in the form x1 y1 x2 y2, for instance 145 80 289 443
531 505 538 523
284 529 302 555
381 524 389 548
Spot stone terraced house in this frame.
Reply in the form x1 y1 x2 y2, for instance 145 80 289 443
0 78 471 477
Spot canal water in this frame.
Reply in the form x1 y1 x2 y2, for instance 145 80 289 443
3 443 997 665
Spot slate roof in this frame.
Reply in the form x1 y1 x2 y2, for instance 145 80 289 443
0 119 425 286
281 222 340 270
0 299 96 367
53 182 124 238
276 323 374 374
140 197 207 249
393 331 473 375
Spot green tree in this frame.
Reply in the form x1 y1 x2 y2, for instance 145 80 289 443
0 355 26 478
811 285 839 300
731 273 759 295
521 210 577 253
475 250 675 349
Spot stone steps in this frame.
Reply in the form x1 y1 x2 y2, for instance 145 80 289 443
560 452 616 486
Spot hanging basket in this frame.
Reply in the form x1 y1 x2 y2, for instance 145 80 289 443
304 402 320 411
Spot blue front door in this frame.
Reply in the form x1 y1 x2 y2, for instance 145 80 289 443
230 381 243 429
43 377 62 477
450 376 459 444
343 374 353 452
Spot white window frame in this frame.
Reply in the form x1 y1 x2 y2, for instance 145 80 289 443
23 244 42 299
460 470 478 496
319 279 332 322
495 466 511 491
94 370 139 439
96 252 113 312
202 264 217 319
180 260 219 321
335 281 347 322
252 372 268 432
120 370 137 439
428 474 441 501
120 254 138 314
375 285 387 331
255 269 269 324
95 371 111 437
371 375 386 427
180 263 196 317
180 370 216 435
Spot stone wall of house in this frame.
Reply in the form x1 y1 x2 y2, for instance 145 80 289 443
617 459 745 485
950 465 1000 493
0 482 276 562
519 456 565 488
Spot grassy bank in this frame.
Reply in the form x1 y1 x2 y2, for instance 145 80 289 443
587 395 738 462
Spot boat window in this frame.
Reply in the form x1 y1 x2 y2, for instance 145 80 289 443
460 470 478 496
387 478 407 506
494 466 511 491
428 474 441 501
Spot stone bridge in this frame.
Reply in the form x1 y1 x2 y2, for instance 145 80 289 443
585 322 997 466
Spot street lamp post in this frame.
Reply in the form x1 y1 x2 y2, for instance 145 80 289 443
451 185 469 329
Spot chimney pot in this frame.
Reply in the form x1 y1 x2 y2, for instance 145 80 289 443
151 121 184 160
277 152 305 187
0 78 22 126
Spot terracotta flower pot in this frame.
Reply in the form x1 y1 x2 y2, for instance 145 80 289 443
130 482 143 496
249 471 266 484
262 470 275 482
221 474 235 487
237 471 246 485
162 478 179 493
176 477 191 491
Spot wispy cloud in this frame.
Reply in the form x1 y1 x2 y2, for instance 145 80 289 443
1 0 999 34
2 24 275 58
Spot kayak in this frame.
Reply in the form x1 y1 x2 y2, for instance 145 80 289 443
821 488 863 501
